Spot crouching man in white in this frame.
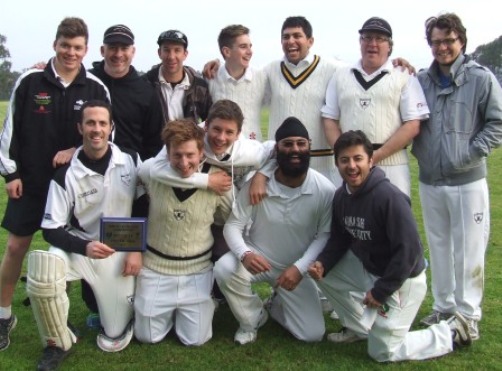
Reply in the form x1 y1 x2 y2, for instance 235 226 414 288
26 100 145 370
308 130 472 362
215 117 335 345
134 120 232 346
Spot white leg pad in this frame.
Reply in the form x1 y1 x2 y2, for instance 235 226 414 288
26 250 76 351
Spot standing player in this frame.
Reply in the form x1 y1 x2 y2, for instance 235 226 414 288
321 17 429 194
309 130 472 362
0 17 109 351
207 25 268 141
263 16 344 183
90 24 164 160
26 100 144 370
215 117 335 344
145 29 212 124
134 120 232 346
413 13 502 340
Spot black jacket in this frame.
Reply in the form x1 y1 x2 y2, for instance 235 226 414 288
316 167 426 304
0 58 109 195
144 64 212 123
89 61 164 160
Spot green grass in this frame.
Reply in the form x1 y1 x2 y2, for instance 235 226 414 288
1 100 502 370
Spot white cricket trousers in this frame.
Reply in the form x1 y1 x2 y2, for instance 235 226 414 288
134 266 215 346
318 251 454 362
214 252 325 342
50 247 134 338
419 179 489 321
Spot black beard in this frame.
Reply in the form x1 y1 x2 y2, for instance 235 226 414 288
276 150 310 177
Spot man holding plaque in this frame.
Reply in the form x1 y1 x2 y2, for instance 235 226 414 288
134 119 232 346
25 100 145 370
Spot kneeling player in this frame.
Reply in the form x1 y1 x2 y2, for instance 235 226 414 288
134 120 232 345
26 101 145 370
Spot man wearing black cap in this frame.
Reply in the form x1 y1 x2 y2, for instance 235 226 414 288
80 24 165 330
322 16 429 196
145 29 212 124
89 24 164 160
214 117 335 345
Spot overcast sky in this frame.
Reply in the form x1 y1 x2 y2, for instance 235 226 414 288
1 0 501 73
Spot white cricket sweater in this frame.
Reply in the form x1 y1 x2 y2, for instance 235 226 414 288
208 65 267 141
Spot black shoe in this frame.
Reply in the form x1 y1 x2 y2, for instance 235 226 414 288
37 346 70 371
0 315 17 351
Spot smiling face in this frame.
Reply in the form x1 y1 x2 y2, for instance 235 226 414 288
430 28 464 67
101 43 135 78
276 136 311 177
336 144 373 193
168 139 204 178
360 32 391 73
281 26 313 65
223 34 253 70
53 36 88 74
78 105 112 160
158 42 188 81
205 118 240 156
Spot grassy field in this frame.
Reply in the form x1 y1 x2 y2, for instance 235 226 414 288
0 100 501 370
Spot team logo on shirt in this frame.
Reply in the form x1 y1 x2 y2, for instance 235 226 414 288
74 99 85 111
173 209 186 221
360 98 371 109
33 92 52 114
127 295 134 306
43 213 53 221
78 188 98 198
121 173 131 186
474 212 483 224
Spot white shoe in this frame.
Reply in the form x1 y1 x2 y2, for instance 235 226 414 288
320 297 334 313
467 319 480 341
234 310 268 345
329 310 339 320
327 327 366 343
97 320 134 352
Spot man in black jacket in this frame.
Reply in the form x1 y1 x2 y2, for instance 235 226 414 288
83 24 165 328
308 130 472 362
145 29 212 124
89 24 164 160
0 17 109 352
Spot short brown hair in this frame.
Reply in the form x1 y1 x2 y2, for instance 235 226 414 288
55 17 89 44
217 24 250 59
206 99 244 132
425 12 467 53
161 119 205 152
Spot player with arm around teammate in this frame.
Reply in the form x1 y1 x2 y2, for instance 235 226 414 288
308 130 472 362
26 100 145 370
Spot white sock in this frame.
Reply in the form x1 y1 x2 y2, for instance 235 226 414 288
0 306 12 319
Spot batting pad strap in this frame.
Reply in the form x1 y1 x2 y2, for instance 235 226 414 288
27 250 76 351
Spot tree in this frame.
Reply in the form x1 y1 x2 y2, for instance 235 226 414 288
0 34 20 100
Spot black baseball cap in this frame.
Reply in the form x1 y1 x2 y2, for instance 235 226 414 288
358 17 392 38
157 30 188 47
103 24 134 45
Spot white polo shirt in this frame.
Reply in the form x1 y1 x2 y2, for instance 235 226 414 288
42 143 143 242
223 168 335 273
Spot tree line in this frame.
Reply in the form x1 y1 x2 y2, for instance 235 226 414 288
0 34 20 100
